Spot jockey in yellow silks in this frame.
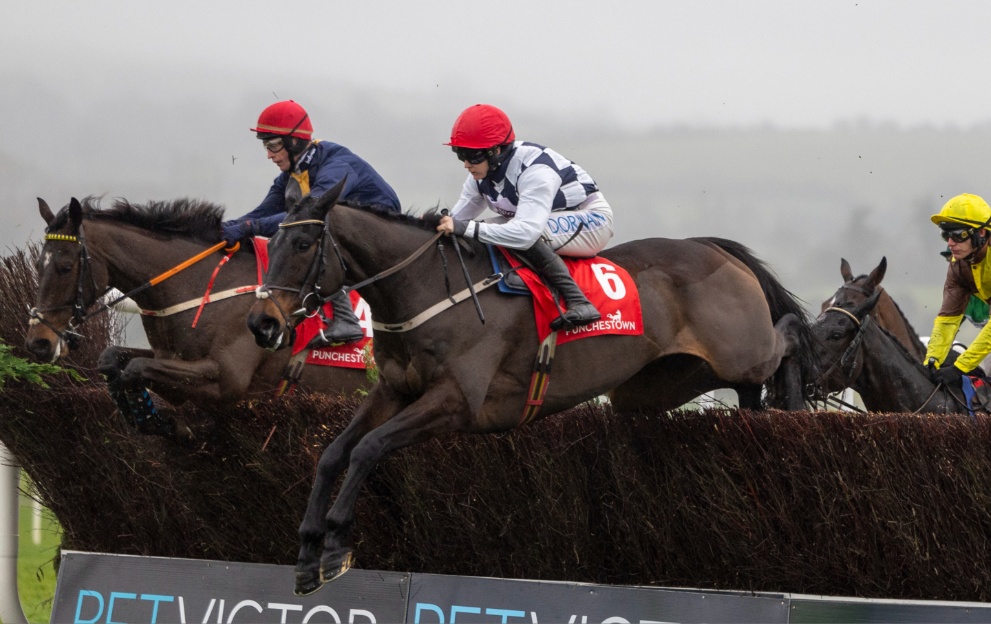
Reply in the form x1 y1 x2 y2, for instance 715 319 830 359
926 193 991 385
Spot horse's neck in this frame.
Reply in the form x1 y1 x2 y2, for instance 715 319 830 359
331 208 459 318
874 291 926 359
88 221 223 307
854 322 951 413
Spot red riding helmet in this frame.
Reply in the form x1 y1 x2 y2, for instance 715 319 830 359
250 100 313 140
445 104 516 149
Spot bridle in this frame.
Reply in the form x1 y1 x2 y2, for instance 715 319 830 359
28 229 106 350
255 212 472 341
255 218 331 336
812 305 870 404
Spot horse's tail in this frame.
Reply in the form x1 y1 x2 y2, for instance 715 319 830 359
695 237 820 407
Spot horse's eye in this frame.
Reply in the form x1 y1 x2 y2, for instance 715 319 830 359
296 240 312 252
830 332 844 341
55 263 74 275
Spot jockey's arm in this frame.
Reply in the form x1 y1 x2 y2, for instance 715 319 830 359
925 314 964 368
460 167 556 249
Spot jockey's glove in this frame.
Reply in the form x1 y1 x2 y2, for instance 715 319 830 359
221 219 254 246
451 219 469 237
931 362 966 386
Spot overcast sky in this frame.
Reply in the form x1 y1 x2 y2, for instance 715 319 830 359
6 0 991 131
4 0 991 323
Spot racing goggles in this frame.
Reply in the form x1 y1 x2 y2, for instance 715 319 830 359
452 147 490 165
262 138 286 153
941 227 976 243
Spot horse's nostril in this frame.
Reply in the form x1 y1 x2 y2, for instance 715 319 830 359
27 338 52 358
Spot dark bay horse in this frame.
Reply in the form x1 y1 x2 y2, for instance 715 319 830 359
819 257 927 361
813 264 979 414
25 197 369 436
245 181 819 595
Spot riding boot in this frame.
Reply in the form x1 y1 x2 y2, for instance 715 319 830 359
309 290 365 347
517 239 601 331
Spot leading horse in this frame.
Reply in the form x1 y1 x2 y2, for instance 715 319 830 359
246 181 819 595
25 197 370 436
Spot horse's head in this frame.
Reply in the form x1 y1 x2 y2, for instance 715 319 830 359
247 178 346 350
820 257 887 313
812 285 883 394
25 198 108 362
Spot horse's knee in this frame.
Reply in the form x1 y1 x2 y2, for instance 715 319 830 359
97 347 125 378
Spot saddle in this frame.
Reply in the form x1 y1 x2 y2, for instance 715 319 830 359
486 244 529 295
961 374 991 416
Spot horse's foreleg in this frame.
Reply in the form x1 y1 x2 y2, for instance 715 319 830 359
120 356 223 404
317 381 463 590
765 313 807 411
294 388 411 596
97 347 178 434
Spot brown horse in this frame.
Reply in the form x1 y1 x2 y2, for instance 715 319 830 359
245 181 819 595
25 197 369 437
819 257 927 362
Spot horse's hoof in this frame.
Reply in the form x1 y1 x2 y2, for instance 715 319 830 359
320 550 354 584
294 569 324 597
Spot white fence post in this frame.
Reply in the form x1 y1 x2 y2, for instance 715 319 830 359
0 442 28 623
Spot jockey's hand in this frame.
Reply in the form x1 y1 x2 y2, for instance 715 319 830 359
932 363 965 386
221 219 254 246
436 216 468 237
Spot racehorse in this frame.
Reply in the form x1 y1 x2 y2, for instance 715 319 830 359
25 197 369 436
812 263 981 414
819 257 926 361
245 180 819 595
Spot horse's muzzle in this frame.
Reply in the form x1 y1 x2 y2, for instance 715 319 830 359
246 310 290 351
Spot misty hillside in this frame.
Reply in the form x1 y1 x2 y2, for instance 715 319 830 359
4 70 988 341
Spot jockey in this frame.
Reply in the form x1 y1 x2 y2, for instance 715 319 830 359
925 193 991 385
436 103 614 331
222 100 401 345
940 246 990 328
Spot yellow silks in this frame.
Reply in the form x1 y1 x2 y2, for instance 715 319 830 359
925 314 963 366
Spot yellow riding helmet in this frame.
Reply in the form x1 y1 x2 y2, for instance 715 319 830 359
931 193 991 228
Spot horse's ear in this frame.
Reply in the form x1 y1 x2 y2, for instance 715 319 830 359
854 287 883 320
68 198 83 231
866 257 887 290
314 176 348 215
840 258 854 283
38 198 55 225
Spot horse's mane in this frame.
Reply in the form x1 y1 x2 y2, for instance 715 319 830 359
339 201 445 232
849 274 925 346
50 196 226 244
874 321 930 376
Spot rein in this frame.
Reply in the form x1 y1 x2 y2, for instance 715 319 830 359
30 228 235 346
257 214 463 335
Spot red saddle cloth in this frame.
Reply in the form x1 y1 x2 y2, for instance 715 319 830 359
253 238 373 369
499 249 644 346
290 291 373 369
